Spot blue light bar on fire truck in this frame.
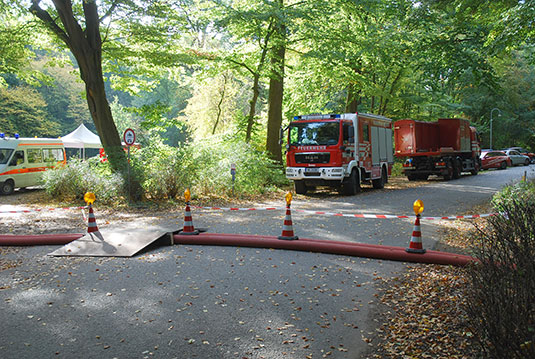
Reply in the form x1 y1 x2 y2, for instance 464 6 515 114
293 114 341 120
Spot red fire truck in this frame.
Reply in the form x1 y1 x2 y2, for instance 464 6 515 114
284 113 394 195
394 118 481 181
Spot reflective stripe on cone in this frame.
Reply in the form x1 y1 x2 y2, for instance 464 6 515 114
406 214 426 253
278 204 298 240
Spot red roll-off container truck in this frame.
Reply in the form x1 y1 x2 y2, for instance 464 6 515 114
284 113 393 195
394 118 481 181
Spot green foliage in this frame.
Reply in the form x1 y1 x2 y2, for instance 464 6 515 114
33 56 92 134
390 161 404 178
41 159 125 204
0 86 61 137
130 138 193 200
491 179 535 213
131 135 288 200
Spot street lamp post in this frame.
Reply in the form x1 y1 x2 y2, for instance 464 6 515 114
490 108 501 150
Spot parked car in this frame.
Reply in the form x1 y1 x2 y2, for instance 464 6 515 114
502 149 531 166
480 150 511 170
506 147 535 163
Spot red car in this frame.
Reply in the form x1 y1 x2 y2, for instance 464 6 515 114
480 150 511 170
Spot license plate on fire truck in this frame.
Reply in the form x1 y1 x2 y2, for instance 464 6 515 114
305 167 320 173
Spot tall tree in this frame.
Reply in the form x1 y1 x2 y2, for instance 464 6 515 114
29 0 127 177
265 0 287 163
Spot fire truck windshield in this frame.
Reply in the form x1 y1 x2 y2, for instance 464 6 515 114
289 122 339 146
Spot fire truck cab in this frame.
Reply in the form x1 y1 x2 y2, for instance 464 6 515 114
284 113 393 195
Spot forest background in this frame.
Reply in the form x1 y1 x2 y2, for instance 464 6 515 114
1 0 535 199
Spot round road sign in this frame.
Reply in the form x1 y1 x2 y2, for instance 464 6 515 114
123 128 136 146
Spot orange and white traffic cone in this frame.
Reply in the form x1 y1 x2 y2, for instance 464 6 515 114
278 203 298 240
181 202 199 235
87 204 104 241
406 214 426 253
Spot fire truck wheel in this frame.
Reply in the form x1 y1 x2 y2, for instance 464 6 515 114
0 180 15 195
294 180 308 195
343 169 360 195
372 167 386 189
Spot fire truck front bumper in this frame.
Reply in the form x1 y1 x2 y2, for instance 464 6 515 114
286 167 345 181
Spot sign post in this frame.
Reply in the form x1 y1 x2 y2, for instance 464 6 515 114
230 163 236 197
123 129 136 201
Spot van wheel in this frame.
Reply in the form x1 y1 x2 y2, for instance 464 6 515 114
294 180 307 195
372 167 386 189
0 180 15 195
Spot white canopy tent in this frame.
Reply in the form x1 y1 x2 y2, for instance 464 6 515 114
61 123 102 159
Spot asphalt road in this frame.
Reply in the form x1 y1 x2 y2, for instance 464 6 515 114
0 165 532 359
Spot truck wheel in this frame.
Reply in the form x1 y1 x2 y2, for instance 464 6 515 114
470 159 479 175
452 159 461 179
372 167 386 189
417 174 429 180
0 180 15 195
343 169 360 195
443 163 453 181
294 181 307 195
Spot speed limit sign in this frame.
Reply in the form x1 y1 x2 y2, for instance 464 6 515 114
123 128 136 146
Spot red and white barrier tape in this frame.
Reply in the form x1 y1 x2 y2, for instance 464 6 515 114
295 209 497 220
193 206 280 211
193 205 497 220
0 206 87 214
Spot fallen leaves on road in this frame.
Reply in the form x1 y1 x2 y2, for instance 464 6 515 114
368 211 489 358
371 264 479 358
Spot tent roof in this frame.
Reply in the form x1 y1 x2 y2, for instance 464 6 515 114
62 124 101 149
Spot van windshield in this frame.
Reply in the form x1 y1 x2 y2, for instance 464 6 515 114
289 121 340 146
0 149 13 165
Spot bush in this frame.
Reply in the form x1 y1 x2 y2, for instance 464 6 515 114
131 135 288 200
465 182 535 358
41 158 125 204
190 136 288 197
491 179 535 212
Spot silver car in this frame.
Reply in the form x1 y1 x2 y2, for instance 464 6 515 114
503 149 531 166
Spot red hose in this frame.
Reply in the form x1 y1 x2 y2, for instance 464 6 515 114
0 233 84 246
174 232 477 266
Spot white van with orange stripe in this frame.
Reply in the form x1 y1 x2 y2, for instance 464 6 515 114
0 136 66 195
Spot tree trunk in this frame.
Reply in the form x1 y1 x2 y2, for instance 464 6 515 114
243 22 274 143
345 83 360 113
212 73 228 135
245 73 261 142
266 23 286 164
